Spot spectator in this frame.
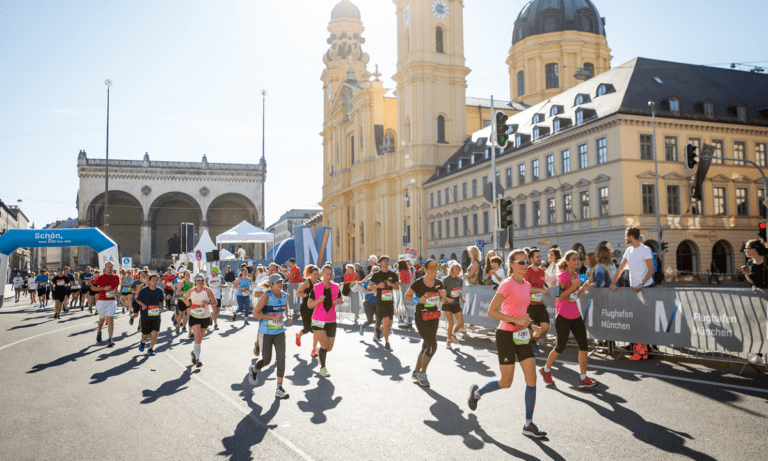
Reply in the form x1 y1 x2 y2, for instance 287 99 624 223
236 245 247 260
483 250 498 285
545 247 562 287
355 263 365 281
610 227 655 293
585 253 596 282
741 239 767 290
592 246 616 288
708 261 722 285
397 259 412 284
488 256 505 290
281 258 303 284
366 255 377 274
464 245 482 286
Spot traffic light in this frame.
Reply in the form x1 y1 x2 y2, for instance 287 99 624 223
660 242 668 252
685 143 698 170
759 222 767 241
495 111 509 149
499 199 513 229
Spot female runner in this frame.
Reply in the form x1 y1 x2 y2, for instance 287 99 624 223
404 259 446 388
183 274 217 368
295 265 319 356
307 265 344 377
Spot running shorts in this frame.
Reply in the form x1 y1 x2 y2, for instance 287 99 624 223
188 316 211 329
376 303 394 320
177 299 188 312
441 301 462 314
53 291 67 302
141 318 161 335
164 289 174 297
496 329 535 365
311 321 337 337
37 287 47 297
132 300 142 314
527 304 550 326
95 300 117 319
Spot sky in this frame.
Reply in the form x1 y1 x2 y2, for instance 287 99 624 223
1 0 766 229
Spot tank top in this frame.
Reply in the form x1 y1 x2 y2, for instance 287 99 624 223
312 282 339 324
236 277 250 296
467 260 481 285
300 280 314 310
177 280 193 299
259 290 287 335
188 289 211 318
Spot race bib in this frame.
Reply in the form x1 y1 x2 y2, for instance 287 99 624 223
106 291 116 298
311 319 326 328
148 306 160 316
531 293 544 303
209 282 220 288
425 293 439 308
381 290 393 302
569 293 577 303
450 287 462 298
166 282 173 287
268 318 284 330
513 329 531 345
190 306 206 317
56 281 65 286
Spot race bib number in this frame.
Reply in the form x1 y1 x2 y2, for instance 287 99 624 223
148 306 160 316
209 282 220 288
450 287 462 298
569 293 577 303
166 282 173 287
381 290 393 302
531 293 544 303
56 281 65 286
425 293 439 308
191 306 206 317
106 291 116 298
311 319 326 328
268 318 284 330
513 329 531 345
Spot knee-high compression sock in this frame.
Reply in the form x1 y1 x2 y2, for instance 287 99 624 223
477 380 501 397
525 385 536 420
194 344 201 361
319 348 327 367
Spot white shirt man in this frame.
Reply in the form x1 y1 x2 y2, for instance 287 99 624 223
236 246 246 260
13 275 24 302
610 228 655 293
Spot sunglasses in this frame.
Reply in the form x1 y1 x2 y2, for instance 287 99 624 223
511 260 528 266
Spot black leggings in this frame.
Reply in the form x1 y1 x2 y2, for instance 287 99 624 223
554 315 589 353
415 316 439 358
300 305 313 335
362 301 381 330
256 332 286 378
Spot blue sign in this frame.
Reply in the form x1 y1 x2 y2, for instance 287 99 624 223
475 239 484 252
0 228 117 256
403 235 408 247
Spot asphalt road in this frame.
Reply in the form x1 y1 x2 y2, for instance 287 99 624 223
1 295 766 461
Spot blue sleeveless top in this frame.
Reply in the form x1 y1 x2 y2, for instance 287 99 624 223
258 290 287 335
236 278 250 296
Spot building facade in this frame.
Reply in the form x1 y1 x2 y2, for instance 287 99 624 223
77 150 266 268
0 200 31 272
425 57 768 280
267 208 323 243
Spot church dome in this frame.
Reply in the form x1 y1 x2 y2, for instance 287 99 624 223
331 0 361 21
512 0 606 45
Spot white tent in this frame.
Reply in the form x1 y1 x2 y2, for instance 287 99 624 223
216 220 274 259
219 248 236 260
192 229 217 262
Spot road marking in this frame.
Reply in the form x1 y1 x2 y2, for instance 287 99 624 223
557 360 768 394
0 320 94 352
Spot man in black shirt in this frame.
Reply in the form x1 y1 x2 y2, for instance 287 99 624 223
135 274 166 356
51 269 70 319
370 255 399 352
224 266 236 283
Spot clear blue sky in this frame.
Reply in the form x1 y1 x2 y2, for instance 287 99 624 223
1 0 765 228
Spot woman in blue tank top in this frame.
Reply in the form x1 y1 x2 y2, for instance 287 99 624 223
233 268 251 325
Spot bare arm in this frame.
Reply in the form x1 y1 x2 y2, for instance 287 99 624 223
486 292 531 326
610 259 628 287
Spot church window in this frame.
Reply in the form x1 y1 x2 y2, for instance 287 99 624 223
544 16 556 33
581 16 592 33
583 63 594 79
437 115 446 143
436 27 444 53
546 63 559 89
517 71 525 97
350 135 355 164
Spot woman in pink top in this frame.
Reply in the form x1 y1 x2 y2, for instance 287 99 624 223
466 249 547 439
539 250 598 389
307 265 344 378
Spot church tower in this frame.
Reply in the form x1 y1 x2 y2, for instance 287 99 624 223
508 0 612 106
393 0 470 170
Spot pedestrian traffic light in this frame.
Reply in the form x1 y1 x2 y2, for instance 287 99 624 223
759 222 767 241
660 242 668 252
495 111 509 149
685 143 698 171
499 198 513 229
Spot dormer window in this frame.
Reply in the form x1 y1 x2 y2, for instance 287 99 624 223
576 111 584 125
704 101 715 119
532 113 543 124
669 98 680 113
553 119 560 133
574 94 590 106
576 95 584 106
596 83 615 97
533 126 550 141
550 106 559 117
737 105 747 122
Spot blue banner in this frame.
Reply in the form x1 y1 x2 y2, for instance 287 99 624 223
0 228 117 256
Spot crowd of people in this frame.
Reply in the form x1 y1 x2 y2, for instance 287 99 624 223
9 228 767 439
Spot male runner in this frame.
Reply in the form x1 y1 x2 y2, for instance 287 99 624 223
161 267 176 311
208 267 223 329
128 271 146 329
135 274 166 356
370 255 399 352
524 248 551 354
62 266 75 314
12 273 24 303
92 262 120 347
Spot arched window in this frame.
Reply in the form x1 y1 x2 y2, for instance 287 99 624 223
437 115 446 143
546 63 559 89
436 27 444 53
517 71 525 97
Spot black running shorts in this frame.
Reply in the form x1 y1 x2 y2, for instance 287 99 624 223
527 304 550 326
496 329 535 365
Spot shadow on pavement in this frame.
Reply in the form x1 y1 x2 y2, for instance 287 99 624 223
218 324 247 339
450 348 497 377
89 354 149 384
296 378 342 424
140 367 193 404
287 353 316 387
219 374 282 461
362 341 411 381
27 344 101 373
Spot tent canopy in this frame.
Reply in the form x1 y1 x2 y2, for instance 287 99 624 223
218 248 236 260
193 230 217 262
215 220 274 244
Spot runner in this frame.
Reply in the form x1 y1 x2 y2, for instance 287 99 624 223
183 274 217 368
248 273 292 399
12 273 24 303
540 250 598 389
27 272 37 305
35 270 49 308
128 270 146 330
295 265 320 356
307 265 343 377
232 268 251 325
208 266 223 330
120 269 134 313
174 271 193 336
403 259 446 388
161 267 176 311
467 249 547 439
92 262 120 347
135 274 166 356
524 248 551 355
51 269 70 319
68 269 80 309
370 255 399 352
359 265 382 341
441 261 465 350
79 267 93 312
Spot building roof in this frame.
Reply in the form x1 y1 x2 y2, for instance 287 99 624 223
268 208 323 229
426 57 768 185
512 0 606 45
465 97 529 112
331 0 361 21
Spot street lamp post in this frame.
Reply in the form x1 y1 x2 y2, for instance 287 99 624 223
649 101 663 270
104 79 113 232
404 179 422 260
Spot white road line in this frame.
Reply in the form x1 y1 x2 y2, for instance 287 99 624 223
117 319 315 461
557 360 768 394
0 320 95 352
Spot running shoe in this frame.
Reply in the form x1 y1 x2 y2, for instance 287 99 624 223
232 313 237 322
296 332 302 347
172 317 177 327
319 367 330 377
96 332 102 343
468 384 480 411
181 327 187 333
244 319 250 326
522 422 547 438
63 308 69 314
412 371 420 381
253 341 260 357
214 324 219 330
359 324 364 336
148 349 155 356
138 342 145 353
188 333 194 340
446 339 452 350
372 333 380 343
452 335 459 345
578 377 599 389
248 365 259 385
107 340 115 348
275 387 289 399
190 352 197 366
81 306 84 311
129 317 134 326
196 361 203 368
540 368 555 385
384 343 393 352
531 340 541 355
418 373 430 388
311 349 317 357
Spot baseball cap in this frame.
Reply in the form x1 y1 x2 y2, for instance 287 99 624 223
269 274 283 284
194 274 205 281
211 266 220 273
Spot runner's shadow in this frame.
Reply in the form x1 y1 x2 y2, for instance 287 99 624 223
219 375 282 461
89 354 148 384
287 353 316 387
296 379 342 424
94 335 133 361
218 324 246 339
27 345 100 373
451 348 496 377
7 321 53 330
251 363 277 389
68 327 97 337
556 388 717 460
422 388 537 458
363 342 411 381
140 367 192 404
